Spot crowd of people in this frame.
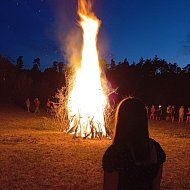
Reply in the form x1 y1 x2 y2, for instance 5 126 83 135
25 97 54 114
25 97 55 114
25 98 190 125
25 97 47 113
25 97 41 113
147 105 190 124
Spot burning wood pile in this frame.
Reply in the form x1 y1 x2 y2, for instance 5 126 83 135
53 0 115 139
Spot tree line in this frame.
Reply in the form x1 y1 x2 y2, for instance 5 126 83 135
0 55 65 107
0 54 190 107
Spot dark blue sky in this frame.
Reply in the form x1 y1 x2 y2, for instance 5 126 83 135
1 0 190 69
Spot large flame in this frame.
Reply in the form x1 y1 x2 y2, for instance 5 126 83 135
67 0 108 138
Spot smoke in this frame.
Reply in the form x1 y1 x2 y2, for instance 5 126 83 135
51 0 109 67
50 0 82 68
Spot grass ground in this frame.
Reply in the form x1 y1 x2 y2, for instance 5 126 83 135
0 106 190 190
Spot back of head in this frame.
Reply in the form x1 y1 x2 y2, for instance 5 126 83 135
113 97 149 162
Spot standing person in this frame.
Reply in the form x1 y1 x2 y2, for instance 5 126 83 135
186 107 190 124
46 99 51 113
25 98 30 112
156 105 163 121
150 105 156 120
178 106 184 124
146 106 149 117
34 98 40 113
103 98 166 190
166 106 172 121
171 106 175 123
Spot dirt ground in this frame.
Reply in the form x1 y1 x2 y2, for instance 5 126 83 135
0 106 190 190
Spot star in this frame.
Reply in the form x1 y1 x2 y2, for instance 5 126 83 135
35 9 41 15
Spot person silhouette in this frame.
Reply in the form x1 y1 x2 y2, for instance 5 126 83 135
34 98 40 113
150 105 156 120
25 98 30 112
178 106 184 124
103 98 166 190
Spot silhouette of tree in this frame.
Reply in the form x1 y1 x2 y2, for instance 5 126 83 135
123 58 129 66
32 58 40 72
183 64 190 73
0 55 16 101
16 56 24 70
1 54 190 107
110 59 116 69
52 61 58 72
58 62 64 73
136 57 145 68
141 59 155 76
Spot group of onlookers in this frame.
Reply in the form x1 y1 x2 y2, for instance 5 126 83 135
25 98 53 113
147 105 190 124
25 98 41 113
25 98 190 125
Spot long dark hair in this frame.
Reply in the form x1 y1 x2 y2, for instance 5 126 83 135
113 97 150 162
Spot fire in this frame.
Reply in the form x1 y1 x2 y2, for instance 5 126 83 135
67 0 108 138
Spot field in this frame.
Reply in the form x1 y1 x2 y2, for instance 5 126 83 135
0 106 190 190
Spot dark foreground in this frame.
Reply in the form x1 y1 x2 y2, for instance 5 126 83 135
0 107 190 190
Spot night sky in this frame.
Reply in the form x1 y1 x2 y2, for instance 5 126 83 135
1 0 190 69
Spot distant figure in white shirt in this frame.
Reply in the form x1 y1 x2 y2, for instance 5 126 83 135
178 106 184 124
166 105 172 121
25 98 30 112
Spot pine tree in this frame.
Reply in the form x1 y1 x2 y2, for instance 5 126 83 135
32 58 40 72
16 56 24 70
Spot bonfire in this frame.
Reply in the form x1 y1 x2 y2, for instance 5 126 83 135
66 0 110 139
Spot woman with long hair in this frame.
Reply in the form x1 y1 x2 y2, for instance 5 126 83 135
103 98 166 190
